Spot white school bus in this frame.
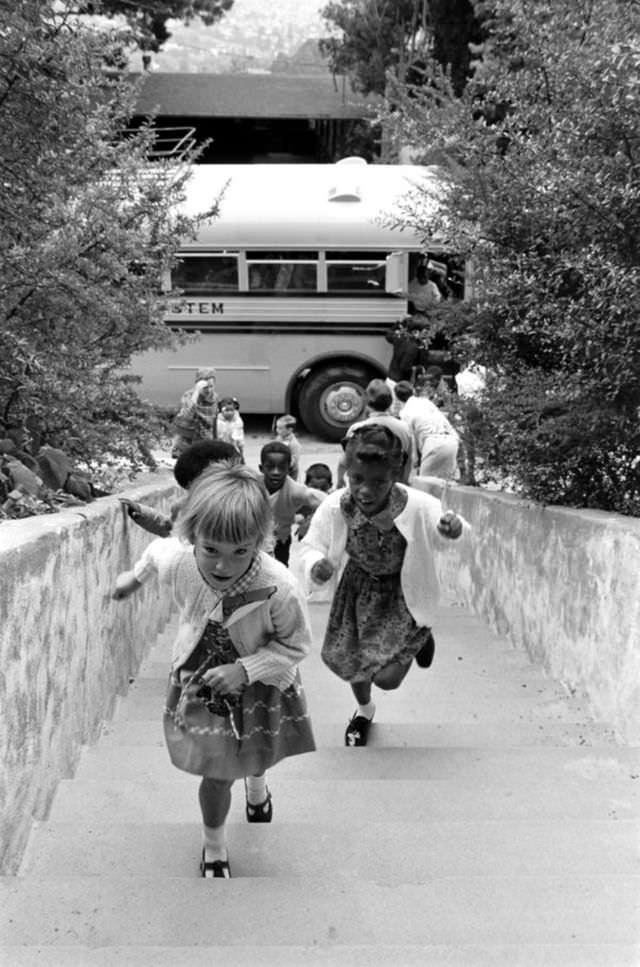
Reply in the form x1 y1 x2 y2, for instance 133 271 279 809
131 158 465 440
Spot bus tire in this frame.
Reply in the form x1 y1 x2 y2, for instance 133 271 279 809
298 364 375 442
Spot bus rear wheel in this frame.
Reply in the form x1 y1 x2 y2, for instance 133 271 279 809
298 364 375 442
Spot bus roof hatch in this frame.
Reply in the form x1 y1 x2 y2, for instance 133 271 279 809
328 157 367 203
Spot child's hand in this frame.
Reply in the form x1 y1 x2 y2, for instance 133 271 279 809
437 509 463 539
296 515 311 540
310 557 334 584
203 662 247 697
118 497 142 520
112 570 142 600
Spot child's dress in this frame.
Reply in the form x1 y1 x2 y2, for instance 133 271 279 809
320 486 432 682
137 542 315 781
297 482 467 674
216 411 245 455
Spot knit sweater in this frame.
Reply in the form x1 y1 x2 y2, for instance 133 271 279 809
297 484 468 629
133 541 312 689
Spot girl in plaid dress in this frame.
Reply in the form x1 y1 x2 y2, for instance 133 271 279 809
119 464 315 878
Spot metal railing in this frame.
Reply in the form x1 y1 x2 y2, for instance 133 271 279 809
121 126 198 161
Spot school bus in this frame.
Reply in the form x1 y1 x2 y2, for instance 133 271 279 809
130 157 465 440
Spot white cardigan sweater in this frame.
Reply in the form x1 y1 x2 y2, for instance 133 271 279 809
134 541 312 690
297 484 468 629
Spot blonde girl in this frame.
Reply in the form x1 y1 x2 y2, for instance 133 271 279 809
127 463 315 877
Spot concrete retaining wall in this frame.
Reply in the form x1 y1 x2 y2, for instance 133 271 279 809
0 475 179 874
420 480 640 745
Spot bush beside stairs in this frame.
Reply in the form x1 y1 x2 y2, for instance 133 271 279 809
2 586 639 966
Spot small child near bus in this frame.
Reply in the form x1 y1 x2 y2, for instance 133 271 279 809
298 423 467 748
216 397 245 461
295 463 334 541
304 463 333 493
259 441 325 567
117 440 240 541
273 414 301 480
171 369 218 459
114 464 315 878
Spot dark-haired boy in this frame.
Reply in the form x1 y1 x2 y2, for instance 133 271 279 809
259 441 324 566
119 439 240 537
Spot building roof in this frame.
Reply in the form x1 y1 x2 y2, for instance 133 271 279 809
132 72 377 120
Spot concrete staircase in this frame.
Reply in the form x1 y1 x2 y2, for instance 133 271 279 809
2 592 639 966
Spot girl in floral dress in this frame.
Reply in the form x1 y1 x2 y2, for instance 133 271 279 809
299 423 466 747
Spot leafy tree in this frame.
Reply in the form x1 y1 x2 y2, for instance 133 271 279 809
319 0 482 96
384 0 640 513
0 1 214 474
319 0 429 95
81 0 234 53
429 0 484 94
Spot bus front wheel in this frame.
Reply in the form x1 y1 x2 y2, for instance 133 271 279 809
298 364 374 442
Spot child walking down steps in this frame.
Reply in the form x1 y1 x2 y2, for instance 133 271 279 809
114 463 315 877
298 423 467 747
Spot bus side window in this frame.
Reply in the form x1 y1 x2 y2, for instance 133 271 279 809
173 256 238 294
275 264 294 290
249 261 317 294
326 257 387 294
249 265 265 290
275 264 316 291
292 264 317 290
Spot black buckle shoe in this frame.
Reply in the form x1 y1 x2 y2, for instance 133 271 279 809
200 849 231 878
246 788 273 823
345 712 373 747
415 630 436 668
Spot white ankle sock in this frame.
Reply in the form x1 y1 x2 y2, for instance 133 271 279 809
245 773 268 805
357 701 376 720
202 823 227 862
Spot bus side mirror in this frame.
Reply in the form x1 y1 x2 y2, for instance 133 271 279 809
385 252 405 294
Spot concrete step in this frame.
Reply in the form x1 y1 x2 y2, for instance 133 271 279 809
45 774 639 825
3 944 640 967
143 602 551 669
72 742 640 783
110 676 598 728
135 607 603 748
142 615 551 666
141 601 556 668
133 659 567 701
1 875 637 946
19 819 640 879
96 714 619 749
136 648 559 683
131 627 602 731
